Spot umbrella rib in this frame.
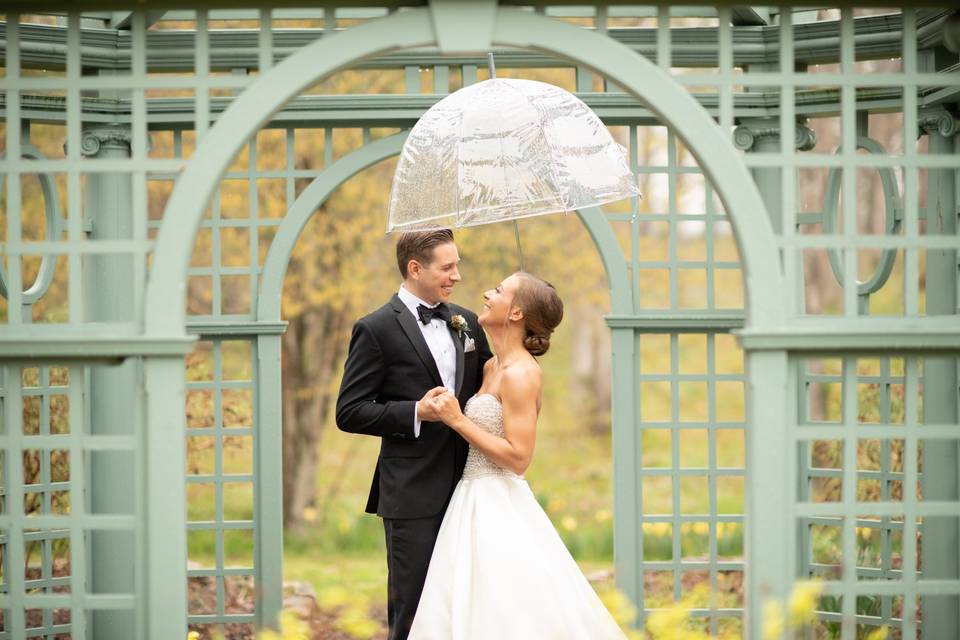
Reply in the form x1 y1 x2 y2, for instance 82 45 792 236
527 86 570 215
494 81 526 271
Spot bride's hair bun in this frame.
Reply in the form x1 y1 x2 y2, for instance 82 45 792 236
512 272 564 357
523 334 551 357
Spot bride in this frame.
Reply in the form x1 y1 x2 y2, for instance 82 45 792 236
408 272 626 639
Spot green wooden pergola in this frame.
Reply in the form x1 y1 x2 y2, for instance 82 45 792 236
0 2 958 638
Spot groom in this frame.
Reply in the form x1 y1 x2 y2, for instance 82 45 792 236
335 229 492 640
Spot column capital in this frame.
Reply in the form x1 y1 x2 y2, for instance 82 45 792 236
918 108 960 139
65 125 133 157
732 118 817 152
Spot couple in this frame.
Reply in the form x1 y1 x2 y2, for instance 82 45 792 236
335 230 625 640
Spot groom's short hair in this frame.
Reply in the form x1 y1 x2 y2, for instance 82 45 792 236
397 229 455 278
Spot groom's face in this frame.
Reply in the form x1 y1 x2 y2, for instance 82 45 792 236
409 241 461 305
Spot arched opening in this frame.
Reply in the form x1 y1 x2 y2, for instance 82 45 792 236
145 5 786 637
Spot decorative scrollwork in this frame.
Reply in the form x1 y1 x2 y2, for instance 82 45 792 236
732 119 817 151
794 124 818 152
732 125 758 151
77 126 133 157
918 109 960 138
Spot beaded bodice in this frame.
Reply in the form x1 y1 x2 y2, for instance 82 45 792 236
461 394 523 480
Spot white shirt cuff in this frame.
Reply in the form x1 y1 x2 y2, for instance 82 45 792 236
413 402 421 438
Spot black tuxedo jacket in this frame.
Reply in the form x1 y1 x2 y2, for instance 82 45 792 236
335 294 492 519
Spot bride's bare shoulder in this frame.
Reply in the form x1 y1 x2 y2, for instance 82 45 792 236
501 359 541 390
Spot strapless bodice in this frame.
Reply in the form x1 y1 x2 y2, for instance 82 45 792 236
461 394 523 480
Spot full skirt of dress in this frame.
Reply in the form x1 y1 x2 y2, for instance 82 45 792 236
408 473 626 639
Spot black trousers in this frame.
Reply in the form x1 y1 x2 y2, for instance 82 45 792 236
382 513 445 640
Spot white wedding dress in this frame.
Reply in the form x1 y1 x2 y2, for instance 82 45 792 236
408 394 627 639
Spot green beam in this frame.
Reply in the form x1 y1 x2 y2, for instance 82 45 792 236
1 11 952 72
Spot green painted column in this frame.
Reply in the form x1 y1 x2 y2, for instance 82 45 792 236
918 106 959 636
732 117 814 635
80 123 137 639
733 117 817 236
743 350 792 636
256 333 284 629
144 356 188 640
609 326 641 610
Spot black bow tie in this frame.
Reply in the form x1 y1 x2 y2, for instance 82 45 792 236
417 303 451 325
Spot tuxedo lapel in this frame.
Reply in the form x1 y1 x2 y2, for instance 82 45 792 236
390 295 444 387
448 320 465 397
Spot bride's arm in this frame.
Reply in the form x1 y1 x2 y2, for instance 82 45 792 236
432 368 540 475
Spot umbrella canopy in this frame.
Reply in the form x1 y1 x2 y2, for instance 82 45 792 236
386 78 641 232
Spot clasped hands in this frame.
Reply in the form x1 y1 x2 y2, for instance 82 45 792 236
416 387 462 424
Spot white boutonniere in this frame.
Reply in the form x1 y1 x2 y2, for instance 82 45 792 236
449 314 469 339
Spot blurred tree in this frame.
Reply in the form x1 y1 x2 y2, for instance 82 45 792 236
274 69 410 530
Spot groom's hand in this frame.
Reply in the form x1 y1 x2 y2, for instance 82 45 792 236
416 387 448 422
429 390 464 425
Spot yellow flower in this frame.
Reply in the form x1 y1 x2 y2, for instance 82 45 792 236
762 600 784 640
692 521 709 536
594 509 612 523
255 610 309 640
335 604 381 639
187 632 201 640
788 580 823 627
546 497 566 512
561 516 578 531
317 586 351 609
598 587 637 628
302 506 318 523
646 603 690 638
279 610 310 640
865 625 890 640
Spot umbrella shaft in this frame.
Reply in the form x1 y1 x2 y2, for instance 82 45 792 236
513 220 524 272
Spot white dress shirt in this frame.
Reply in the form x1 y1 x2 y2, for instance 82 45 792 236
398 285 457 437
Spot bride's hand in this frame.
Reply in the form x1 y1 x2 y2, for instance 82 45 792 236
430 390 463 425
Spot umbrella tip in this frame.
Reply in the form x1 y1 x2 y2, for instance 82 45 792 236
487 52 496 79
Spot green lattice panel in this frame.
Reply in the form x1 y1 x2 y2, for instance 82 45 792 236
0 364 140 638
185 338 257 635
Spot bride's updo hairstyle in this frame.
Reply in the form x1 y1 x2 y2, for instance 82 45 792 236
512 272 564 357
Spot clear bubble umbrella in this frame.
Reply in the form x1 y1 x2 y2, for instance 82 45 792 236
386 57 641 265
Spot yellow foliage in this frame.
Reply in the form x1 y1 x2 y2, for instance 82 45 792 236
256 610 310 640
641 580 826 640
761 600 784 640
598 586 642 640
787 580 823 627
334 603 382 639
865 625 890 640
643 586 729 640
646 604 695 639
316 585 352 609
